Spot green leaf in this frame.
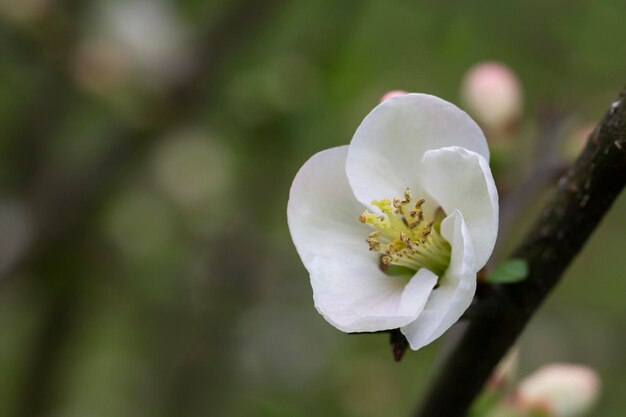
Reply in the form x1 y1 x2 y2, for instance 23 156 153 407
485 259 529 284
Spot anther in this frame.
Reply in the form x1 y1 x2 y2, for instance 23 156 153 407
366 238 380 251
359 191 450 275
404 188 412 201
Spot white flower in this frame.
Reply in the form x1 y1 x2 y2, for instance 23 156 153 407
514 364 600 417
287 94 498 350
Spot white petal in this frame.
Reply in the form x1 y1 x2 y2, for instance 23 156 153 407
401 210 476 350
311 255 438 333
287 146 368 271
419 146 498 269
346 93 489 209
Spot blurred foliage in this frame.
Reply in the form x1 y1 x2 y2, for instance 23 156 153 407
0 0 625 416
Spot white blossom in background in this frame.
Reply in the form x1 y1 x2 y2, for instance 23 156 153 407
287 94 498 350
152 130 234 212
513 364 600 417
461 62 523 134
86 0 192 88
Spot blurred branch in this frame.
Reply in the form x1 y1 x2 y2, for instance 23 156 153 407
7 0 279 275
415 87 626 417
7 1 281 416
0 1 88 191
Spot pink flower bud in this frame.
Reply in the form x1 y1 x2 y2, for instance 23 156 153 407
514 364 600 417
380 90 408 103
461 62 523 134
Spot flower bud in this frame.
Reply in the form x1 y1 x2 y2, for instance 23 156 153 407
380 90 408 102
461 62 522 134
514 364 600 417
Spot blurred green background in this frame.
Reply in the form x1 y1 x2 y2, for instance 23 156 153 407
0 1 624 416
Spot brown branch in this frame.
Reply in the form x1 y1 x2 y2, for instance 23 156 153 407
414 87 626 417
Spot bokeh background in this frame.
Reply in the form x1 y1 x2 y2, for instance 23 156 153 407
0 1 625 416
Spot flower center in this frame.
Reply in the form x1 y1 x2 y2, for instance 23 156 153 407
358 188 451 276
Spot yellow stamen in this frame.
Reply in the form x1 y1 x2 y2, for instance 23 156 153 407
358 188 451 276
